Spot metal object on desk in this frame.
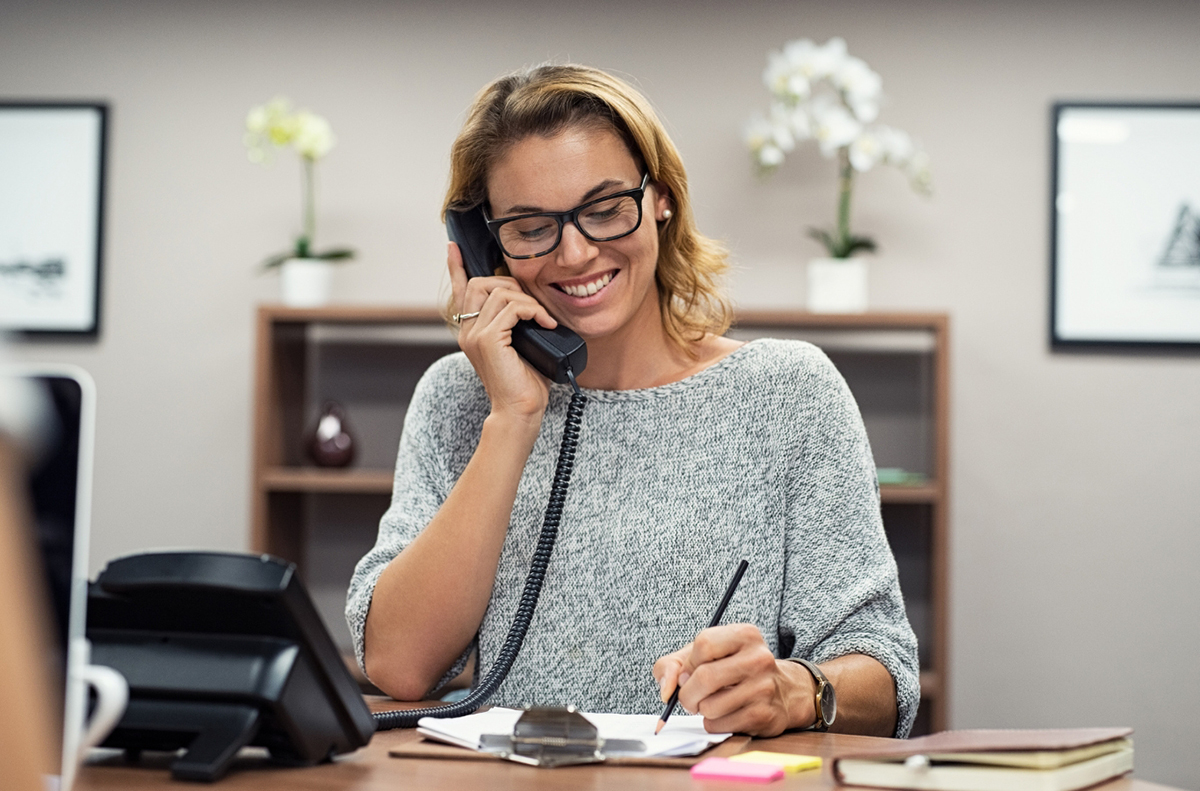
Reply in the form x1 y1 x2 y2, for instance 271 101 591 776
479 707 644 768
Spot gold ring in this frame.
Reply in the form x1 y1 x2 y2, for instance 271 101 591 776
452 311 481 324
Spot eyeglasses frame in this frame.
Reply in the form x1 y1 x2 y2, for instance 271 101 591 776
484 173 651 260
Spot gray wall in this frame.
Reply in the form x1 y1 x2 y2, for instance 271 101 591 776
3 1 1197 786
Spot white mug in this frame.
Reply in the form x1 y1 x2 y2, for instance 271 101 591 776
58 637 128 791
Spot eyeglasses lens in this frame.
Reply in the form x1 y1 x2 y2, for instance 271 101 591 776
497 195 642 258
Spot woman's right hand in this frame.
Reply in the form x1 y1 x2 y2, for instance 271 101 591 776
448 242 559 425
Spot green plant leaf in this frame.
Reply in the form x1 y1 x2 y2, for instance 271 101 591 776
313 247 357 261
806 227 838 257
259 251 294 271
844 235 878 256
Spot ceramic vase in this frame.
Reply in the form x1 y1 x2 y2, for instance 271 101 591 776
307 401 355 467
280 258 334 307
806 257 868 314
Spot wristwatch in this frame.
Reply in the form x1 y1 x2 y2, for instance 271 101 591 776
786 658 837 731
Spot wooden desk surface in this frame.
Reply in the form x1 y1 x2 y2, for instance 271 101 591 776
76 699 1177 791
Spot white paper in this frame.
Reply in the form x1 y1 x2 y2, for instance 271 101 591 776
417 707 731 758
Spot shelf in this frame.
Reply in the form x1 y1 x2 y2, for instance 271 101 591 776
308 323 457 346
262 471 940 502
880 484 941 504
260 304 445 323
728 326 937 353
260 467 394 494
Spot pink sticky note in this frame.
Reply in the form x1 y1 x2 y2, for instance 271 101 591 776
690 757 785 783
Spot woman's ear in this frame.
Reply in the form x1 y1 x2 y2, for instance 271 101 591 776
653 181 673 222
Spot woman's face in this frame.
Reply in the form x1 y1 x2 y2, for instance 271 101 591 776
486 126 670 343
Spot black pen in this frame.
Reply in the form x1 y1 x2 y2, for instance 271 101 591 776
655 558 749 735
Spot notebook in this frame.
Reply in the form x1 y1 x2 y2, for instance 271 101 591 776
833 727 1133 791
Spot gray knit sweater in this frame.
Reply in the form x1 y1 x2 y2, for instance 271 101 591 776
346 339 920 737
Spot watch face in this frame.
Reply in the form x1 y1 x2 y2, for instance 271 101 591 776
820 683 837 724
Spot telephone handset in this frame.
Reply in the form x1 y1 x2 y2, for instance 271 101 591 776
372 209 590 731
445 206 587 384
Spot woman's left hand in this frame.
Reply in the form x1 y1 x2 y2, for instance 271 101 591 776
652 624 815 736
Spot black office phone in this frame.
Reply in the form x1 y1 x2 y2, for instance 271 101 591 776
445 206 587 384
86 552 376 782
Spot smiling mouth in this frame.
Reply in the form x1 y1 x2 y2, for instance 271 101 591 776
554 271 615 298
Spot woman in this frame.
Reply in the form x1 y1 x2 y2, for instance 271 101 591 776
347 64 919 738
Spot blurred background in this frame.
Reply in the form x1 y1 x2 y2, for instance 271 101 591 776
1 0 1197 786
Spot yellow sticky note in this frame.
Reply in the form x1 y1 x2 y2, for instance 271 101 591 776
729 750 822 773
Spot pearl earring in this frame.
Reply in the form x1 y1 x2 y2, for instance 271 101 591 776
661 209 673 220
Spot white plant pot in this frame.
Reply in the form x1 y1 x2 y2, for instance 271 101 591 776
806 257 868 314
280 258 334 307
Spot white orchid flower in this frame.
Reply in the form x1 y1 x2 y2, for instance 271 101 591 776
808 37 849 79
746 36 931 257
905 150 933 194
835 58 882 99
847 96 880 125
744 116 789 171
770 102 807 149
744 114 774 151
875 126 914 166
765 48 813 102
762 53 798 100
763 50 791 95
782 37 843 81
835 57 883 122
293 111 335 160
810 99 861 158
758 144 786 168
784 104 813 141
782 38 817 70
246 105 269 134
786 72 812 102
849 132 884 172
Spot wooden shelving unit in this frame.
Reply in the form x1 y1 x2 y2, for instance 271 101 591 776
260 467 395 494
250 305 949 733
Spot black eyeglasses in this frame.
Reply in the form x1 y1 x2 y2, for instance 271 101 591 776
485 173 650 259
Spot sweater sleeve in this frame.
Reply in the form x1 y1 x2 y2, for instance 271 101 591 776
779 345 921 738
344 354 481 696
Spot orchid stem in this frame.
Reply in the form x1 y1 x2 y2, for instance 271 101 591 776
837 148 854 258
300 156 316 257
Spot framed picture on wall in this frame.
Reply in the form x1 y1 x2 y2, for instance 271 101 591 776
1050 102 1200 348
0 102 107 336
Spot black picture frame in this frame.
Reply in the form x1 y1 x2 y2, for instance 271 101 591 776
1050 101 1200 350
0 102 108 337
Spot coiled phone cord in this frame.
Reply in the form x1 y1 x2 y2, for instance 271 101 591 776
373 374 587 730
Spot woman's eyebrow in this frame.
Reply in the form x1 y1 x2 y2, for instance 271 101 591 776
501 177 629 216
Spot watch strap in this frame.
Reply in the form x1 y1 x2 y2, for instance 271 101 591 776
785 657 834 731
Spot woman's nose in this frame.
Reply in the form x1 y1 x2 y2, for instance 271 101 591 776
556 222 599 267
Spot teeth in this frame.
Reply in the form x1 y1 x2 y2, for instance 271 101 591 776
562 272 612 297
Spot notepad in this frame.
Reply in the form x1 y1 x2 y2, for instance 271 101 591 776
692 757 784 782
417 707 732 759
731 750 822 772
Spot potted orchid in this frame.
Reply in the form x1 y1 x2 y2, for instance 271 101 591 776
745 37 930 312
244 97 355 306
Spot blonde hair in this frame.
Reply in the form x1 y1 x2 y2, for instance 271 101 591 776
444 64 732 351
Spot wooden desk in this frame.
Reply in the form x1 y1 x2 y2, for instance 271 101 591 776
76 699 1176 791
